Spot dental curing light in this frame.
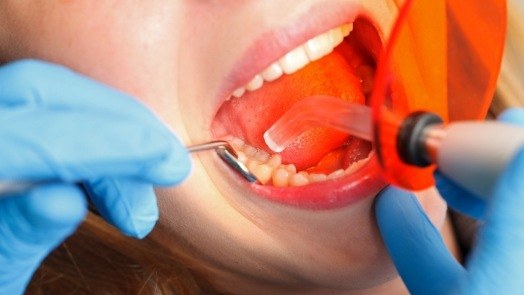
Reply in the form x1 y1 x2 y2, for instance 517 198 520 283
264 0 508 199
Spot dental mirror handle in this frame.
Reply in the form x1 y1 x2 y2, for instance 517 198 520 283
399 113 524 199
0 143 207 196
0 140 256 196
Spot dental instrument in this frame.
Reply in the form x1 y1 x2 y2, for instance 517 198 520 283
193 141 259 184
264 94 524 199
0 140 258 196
263 96 373 153
394 111 524 199
265 0 508 199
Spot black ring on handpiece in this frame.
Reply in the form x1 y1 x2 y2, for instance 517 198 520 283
396 111 443 167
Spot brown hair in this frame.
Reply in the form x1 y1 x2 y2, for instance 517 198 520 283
26 212 209 294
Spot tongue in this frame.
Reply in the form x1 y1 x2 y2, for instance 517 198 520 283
215 46 366 171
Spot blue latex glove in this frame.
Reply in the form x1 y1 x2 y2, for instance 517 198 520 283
375 108 524 294
0 60 191 294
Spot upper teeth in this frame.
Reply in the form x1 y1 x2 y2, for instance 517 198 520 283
230 23 353 99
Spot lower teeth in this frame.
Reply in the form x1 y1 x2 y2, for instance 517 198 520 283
224 135 371 186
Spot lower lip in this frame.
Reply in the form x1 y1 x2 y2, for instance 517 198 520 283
239 156 387 210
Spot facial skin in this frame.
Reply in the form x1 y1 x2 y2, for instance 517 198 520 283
0 1 449 294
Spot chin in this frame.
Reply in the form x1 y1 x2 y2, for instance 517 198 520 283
155 3 448 294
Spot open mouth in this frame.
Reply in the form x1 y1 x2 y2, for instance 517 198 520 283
212 17 387 209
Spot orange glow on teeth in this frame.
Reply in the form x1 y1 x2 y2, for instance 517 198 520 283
224 135 371 186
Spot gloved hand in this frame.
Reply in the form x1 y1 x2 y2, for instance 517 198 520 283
0 60 191 294
375 108 524 294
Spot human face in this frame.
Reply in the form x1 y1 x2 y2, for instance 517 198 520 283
0 1 447 294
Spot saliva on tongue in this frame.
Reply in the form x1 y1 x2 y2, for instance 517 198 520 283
216 45 371 174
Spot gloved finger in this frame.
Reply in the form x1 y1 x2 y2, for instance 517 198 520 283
0 59 191 185
375 187 465 295
498 108 524 125
434 171 486 219
463 148 524 294
0 184 87 294
84 178 158 238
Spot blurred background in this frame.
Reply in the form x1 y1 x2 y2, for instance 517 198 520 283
454 0 524 255
491 0 524 116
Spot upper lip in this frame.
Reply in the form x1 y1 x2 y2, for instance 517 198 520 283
212 1 362 119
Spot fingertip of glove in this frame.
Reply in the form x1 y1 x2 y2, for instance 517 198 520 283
511 147 524 172
433 171 452 196
20 184 87 230
375 186 417 212
148 146 192 186
499 147 524 194
86 178 159 239
115 189 158 239
375 186 432 232
122 214 158 239
117 194 159 239
433 170 467 200
498 108 524 124
433 170 446 186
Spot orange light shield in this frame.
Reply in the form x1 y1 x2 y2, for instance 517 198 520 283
371 0 506 190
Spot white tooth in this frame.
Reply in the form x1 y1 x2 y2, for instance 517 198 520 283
246 159 260 172
285 164 297 174
346 159 368 174
230 138 245 150
244 146 257 157
261 62 284 82
356 64 375 95
236 151 248 164
327 169 345 180
309 173 327 183
232 24 352 98
345 162 358 174
329 28 344 48
290 173 309 186
341 23 353 37
360 158 370 165
267 155 282 168
252 164 273 184
278 46 310 75
345 163 360 174
232 87 246 98
367 151 375 159
254 150 270 162
304 32 334 61
245 74 264 91
272 168 290 187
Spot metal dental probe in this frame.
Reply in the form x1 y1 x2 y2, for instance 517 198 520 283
187 140 259 183
0 140 259 196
